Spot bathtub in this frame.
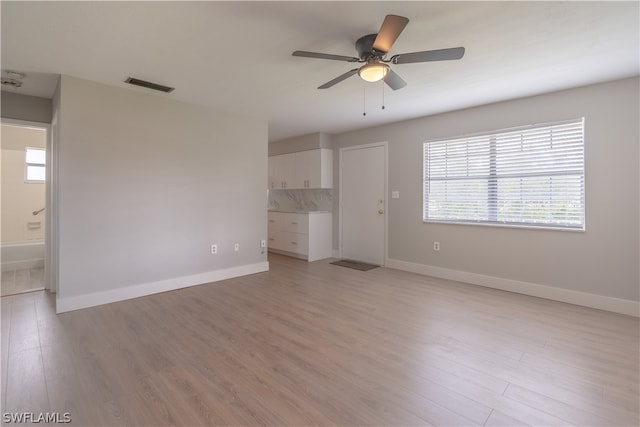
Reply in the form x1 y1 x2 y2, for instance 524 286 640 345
1 240 44 272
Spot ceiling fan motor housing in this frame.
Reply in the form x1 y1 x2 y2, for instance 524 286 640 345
356 34 384 60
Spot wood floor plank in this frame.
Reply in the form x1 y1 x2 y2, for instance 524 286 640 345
119 374 204 426
4 347 49 414
519 350 639 395
7 291 36 318
34 290 56 322
8 299 40 355
1 253 638 426
1 299 11 413
212 286 492 424
484 409 529 426
202 282 473 424
149 365 262 426
1 271 16 296
1 268 44 297
37 314 72 352
504 383 629 426
46 374 100 426
423 336 607 403
40 343 80 382
176 294 432 425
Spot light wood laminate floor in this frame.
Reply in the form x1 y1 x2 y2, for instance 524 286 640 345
1 254 638 426
1 268 44 297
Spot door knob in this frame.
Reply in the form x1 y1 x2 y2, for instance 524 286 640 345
378 209 384 214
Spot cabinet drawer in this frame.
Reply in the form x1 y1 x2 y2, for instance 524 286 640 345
268 212 308 233
267 231 308 255
267 236 285 251
268 213 279 230
267 227 277 242
267 231 286 251
280 213 308 233
280 232 308 256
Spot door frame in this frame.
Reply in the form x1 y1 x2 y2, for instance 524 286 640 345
338 141 388 266
1 118 56 294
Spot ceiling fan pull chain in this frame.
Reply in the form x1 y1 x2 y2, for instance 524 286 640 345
363 87 367 116
382 80 386 110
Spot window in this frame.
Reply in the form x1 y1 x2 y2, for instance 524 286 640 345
423 118 585 230
25 147 46 183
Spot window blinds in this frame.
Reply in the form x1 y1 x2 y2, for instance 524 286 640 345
423 118 585 230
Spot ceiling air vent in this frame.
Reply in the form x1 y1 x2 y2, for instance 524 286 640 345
125 77 174 93
1 77 23 88
2 70 25 88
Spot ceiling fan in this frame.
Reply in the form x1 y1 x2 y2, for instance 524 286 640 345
292 14 465 90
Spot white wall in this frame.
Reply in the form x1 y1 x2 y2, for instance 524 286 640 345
332 77 639 311
1 123 46 242
55 76 268 312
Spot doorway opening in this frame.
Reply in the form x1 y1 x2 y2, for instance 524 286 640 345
1 120 50 296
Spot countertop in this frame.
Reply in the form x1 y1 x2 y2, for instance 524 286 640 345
268 209 331 214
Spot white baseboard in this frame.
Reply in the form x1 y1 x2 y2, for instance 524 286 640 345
56 262 269 314
1 258 45 272
385 258 639 317
332 249 340 259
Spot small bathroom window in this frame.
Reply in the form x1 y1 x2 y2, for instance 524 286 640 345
25 147 45 183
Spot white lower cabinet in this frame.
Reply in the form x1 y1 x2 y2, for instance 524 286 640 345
268 211 332 261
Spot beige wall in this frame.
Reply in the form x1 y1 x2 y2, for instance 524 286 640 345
1 91 52 123
332 77 639 303
1 124 46 242
55 76 268 307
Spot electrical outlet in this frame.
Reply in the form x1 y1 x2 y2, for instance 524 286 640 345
210 244 217 254
234 243 240 252
433 241 440 251
260 239 266 248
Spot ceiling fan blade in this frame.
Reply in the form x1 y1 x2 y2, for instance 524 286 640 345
372 15 409 54
384 69 407 91
293 51 360 62
391 47 465 64
318 69 359 89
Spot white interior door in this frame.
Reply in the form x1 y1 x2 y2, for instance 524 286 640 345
340 143 386 265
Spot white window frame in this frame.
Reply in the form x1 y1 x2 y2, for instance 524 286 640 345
423 118 585 231
25 147 46 183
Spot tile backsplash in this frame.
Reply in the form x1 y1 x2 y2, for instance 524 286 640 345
268 189 333 212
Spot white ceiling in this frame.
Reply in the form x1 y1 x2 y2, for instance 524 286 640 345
2 1 638 142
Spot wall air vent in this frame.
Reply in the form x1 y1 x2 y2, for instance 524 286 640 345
125 77 174 93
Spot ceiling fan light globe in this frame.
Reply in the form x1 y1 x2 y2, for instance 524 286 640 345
358 62 389 83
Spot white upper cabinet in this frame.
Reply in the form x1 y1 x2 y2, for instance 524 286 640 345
269 149 332 189
268 155 283 190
